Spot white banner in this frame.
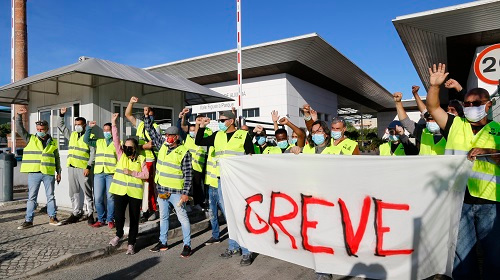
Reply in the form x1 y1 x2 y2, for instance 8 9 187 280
220 154 471 279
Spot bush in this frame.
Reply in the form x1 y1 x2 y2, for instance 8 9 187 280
0 123 11 138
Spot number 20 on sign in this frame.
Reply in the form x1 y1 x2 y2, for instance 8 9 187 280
474 43 500 85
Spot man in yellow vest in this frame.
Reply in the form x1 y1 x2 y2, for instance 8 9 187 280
58 107 96 225
329 116 360 155
143 112 193 258
394 90 447 155
84 121 117 228
378 121 418 156
426 63 500 280
195 110 255 266
16 108 62 229
125 96 160 222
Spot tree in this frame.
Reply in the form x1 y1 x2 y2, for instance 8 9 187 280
0 123 11 138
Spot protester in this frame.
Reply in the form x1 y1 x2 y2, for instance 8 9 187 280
251 125 275 154
125 96 159 222
426 63 500 279
84 121 117 228
302 120 336 154
394 88 446 155
378 121 418 156
195 110 255 266
58 108 96 225
271 110 306 152
329 116 360 155
16 108 62 229
108 113 149 255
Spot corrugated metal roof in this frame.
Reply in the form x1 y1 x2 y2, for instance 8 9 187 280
0 58 231 105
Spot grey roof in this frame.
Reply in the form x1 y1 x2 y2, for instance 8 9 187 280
0 58 232 105
146 33 394 113
393 0 500 89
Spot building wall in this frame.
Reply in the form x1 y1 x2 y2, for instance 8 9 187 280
377 110 421 136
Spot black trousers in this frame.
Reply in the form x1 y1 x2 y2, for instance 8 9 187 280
192 170 205 206
114 194 142 245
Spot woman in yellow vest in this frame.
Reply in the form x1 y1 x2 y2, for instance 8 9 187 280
426 63 500 280
84 121 117 228
107 113 149 256
302 121 336 154
16 107 62 229
378 121 418 156
271 110 306 153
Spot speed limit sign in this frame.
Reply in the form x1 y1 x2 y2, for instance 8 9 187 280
474 43 500 85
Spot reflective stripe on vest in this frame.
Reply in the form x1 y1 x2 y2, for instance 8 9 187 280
155 144 188 190
184 136 206 172
67 132 90 169
204 146 218 188
213 130 247 176
109 155 145 199
379 142 406 156
420 129 446 156
94 139 117 174
20 135 58 175
136 121 159 160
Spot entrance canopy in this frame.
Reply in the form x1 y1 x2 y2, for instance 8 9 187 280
0 58 232 106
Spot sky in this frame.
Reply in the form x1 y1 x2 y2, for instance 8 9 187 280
0 0 471 99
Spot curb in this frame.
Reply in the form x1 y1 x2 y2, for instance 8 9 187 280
0 199 27 207
19 218 212 279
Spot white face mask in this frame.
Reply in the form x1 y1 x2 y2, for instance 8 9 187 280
426 122 440 134
74 125 83 133
464 104 487 123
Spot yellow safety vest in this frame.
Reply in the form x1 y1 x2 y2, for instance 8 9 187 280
263 146 283 154
419 129 446 156
446 117 499 201
214 130 247 178
68 132 90 169
302 144 336 154
109 154 146 200
205 146 218 188
379 142 406 156
136 121 159 160
94 139 117 174
20 135 58 175
330 138 358 155
184 136 206 173
155 144 188 190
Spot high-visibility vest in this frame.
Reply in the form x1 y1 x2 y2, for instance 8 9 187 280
109 155 146 200
419 129 446 156
155 144 188 190
205 146 218 188
302 144 336 154
20 135 58 175
263 146 283 154
184 136 206 173
214 130 247 178
379 142 406 156
446 117 499 201
136 121 159 160
330 138 358 155
68 132 91 169
94 139 117 174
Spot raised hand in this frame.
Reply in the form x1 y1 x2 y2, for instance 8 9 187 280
411 85 420 95
278 117 289 125
89 121 97 128
271 110 280 123
310 109 318 121
302 104 311 116
60 107 67 115
428 63 449 87
395 125 404 136
290 146 301 155
200 117 210 128
195 116 203 125
393 92 403 103
111 113 119 124
444 79 462 91
178 111 185 119
17 107 27 115
130 96 138 103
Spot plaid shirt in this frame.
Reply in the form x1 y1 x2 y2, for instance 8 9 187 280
144 116 192 195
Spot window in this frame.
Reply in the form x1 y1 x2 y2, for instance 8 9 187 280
38 103 80 151
317 113 323 122
243 108 260 118
205 112 217 120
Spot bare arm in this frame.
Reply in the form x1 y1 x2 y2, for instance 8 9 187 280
393 92 409 122
180 113 189 133
280 117 306 148
426 64 450 130
125 96 138 127
271 110 280 131
411 86 427 113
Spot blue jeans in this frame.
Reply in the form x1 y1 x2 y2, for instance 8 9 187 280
215 179 250 256
94 173 114 223
26 173 56 222
158 193 191 246
453 203 500 280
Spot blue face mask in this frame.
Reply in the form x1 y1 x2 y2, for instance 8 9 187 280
331 131 342 140
218 121 228 132
389 135 399 142
189 131 196 138
290 138 298 145
36 131 46 138
312 134 325 145
277 140 289 149
426 122 440 134
256 136 266 145
103 132 112 139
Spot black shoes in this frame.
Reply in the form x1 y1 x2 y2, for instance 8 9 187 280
17 221 33 230
240 254 253 266
204 237 221 246
87 214 95 226
150 242 168 252
180 245 191 258
219 248 241 259
64 214 80 224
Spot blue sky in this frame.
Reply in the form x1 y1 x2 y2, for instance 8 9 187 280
0 0 469 99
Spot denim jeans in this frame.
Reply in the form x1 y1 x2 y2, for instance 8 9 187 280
158 193 191 246
216 179 250 256
453 203 500 280
26 173 56 222
94 173 114 223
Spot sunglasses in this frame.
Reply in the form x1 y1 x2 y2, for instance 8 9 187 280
217 119 229 122
463 100 488 108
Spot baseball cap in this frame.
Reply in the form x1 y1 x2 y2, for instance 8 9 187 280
165 126 179 135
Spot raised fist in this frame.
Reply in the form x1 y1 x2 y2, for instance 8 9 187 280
89 121 97 128
411 85 420 95
60 107 67 115
17 107 27 115
393 92 403 103
278 117 289 125
130 96 139 103
111 113 119 123
302 104 311 115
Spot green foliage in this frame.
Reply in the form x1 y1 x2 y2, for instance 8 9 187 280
0 122 11 138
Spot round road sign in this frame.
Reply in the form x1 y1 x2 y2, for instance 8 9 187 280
474 43 500 85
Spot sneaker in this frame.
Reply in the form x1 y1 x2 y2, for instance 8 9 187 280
64 214 79 224
219 248 241 259
108 221 115 229
180 245 191 258
240 254 253 266
150 242 168 252
147 211 159 221
91 221 104 228
126 245 135 255
139 212 150 224
315 273 333 280
204 237 221 246
17 221 33 230
49 217 62 226
109 236 121 247
87 215 95 226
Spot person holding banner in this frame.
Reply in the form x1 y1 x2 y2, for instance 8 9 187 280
253 125 278 154
378 121 418 156
271 110 306 152
426 63 500 280
195 110 255 266
328 116 360 155
108 113 149 255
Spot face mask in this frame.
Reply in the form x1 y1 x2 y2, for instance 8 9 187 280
426 122 440 134
331 131 342 140
36 131 46 138
166 136 176 146
256 136 266 145
218 121 228 132
312 134 325 145
75 125 83 133
123 146 134 157
103 132 112 139
189 132 196 138
277 140 289 149
464 104 487 123
388 135 399 142
290 138 298 145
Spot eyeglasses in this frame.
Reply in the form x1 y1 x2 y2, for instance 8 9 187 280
217 119 229 122
463 100 489 108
